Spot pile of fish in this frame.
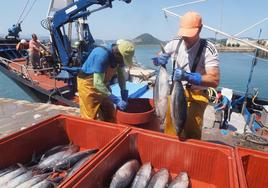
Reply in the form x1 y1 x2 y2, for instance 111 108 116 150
109 159 189 188
0 144 98 188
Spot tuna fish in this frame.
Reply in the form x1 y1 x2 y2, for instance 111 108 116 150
54 148 98 172
36 145 79 173
131 162 153 188
31 179 55 188
6 170 33 187
16 173 51 188
0 165 27 185
168 172 189 188
109 159 140 188
147 168 169 188
170 80 187 136
0 166 16 177
40 144 70 161
153 65 170 131
67 155 92 177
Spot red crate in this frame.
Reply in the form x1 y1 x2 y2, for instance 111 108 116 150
0 114 130 187
69 130 239 188
235 147 268 188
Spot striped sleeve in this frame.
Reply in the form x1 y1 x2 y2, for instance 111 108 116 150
164 37 181 54
204 41 220 68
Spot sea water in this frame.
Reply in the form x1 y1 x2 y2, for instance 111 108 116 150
0 70 41 102
0 45 267 102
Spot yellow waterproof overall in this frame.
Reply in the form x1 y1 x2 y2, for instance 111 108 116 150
164 88 209 139
77 67 117 122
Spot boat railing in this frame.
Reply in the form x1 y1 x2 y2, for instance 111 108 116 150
0 56 13 66
26 67 54 72
0 56 33 82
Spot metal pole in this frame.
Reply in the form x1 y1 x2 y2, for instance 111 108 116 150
241 29 262 114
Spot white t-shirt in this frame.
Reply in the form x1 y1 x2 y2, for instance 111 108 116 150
164 37 219 91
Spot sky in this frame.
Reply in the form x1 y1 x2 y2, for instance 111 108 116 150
0 0 268 41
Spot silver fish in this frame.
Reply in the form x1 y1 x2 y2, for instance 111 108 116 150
40 144 69 161
36 145 79 173
168 172 189 188
31 179 54 188
67 155 92 177
170 80 187 136
0 165 27 185
54 148 98 172
147 168 169 188
109 159 140 188
6 170 33 187
154 65 170 131
16 173 50 188
131 162 153 188
0 166 16 177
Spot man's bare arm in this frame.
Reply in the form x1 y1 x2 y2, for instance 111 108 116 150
201 67 220 88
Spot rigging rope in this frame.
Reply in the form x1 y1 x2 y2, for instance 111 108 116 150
20 0 38 23
17 0 31 24
163 10 177 39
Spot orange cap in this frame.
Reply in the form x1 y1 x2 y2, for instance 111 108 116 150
178 11 202 37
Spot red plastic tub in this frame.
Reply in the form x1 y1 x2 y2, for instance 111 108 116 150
115 98 159 131
0 114 130 187
235 147 268 188
70 130 239 188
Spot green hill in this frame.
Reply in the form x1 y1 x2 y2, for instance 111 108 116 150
133 33 163 45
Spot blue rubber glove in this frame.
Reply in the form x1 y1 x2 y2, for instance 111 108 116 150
173 68 202 85
152 53 170 66
108 94 128 111
214 108 221 113
121 89 128 101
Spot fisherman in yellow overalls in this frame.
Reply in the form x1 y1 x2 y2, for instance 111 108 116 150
153 11 220 139
77 40 135 122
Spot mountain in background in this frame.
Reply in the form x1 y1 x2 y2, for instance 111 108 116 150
132 33 163 45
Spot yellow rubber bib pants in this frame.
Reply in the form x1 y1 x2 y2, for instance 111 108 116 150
77 67 117 122
164 89 209 139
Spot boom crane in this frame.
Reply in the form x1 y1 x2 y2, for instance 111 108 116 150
41 0 131 94
43 0 131 73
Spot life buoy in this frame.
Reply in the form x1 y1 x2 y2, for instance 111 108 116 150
207 87 217 103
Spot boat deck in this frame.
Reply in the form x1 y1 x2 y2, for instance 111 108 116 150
201 105 268 152
0 57 80 106
9 58 67 91
203 105 246 134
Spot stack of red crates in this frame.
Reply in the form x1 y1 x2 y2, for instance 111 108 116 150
1 114 267 188
0 115 130 187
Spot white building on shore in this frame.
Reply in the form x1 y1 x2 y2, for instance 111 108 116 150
226 38 256 47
